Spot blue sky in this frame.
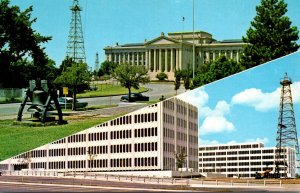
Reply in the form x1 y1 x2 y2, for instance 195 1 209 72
9 0 300 70
178 51 300 147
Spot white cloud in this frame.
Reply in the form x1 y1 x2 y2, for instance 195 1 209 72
200 116 235 135
245 137 269 145
177 87 209 108
231 88 280 112
292 81 300 104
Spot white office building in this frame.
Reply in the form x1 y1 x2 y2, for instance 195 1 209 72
0 97 198 175
198 143 296 178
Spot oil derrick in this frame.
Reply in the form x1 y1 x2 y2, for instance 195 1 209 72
275 73 299 177
66 0 86 63
94 52 99 72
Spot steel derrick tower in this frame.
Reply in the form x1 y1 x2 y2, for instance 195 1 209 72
66 0 86 63
275 73 299 177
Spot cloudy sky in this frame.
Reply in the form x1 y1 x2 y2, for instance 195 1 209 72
178 51 300 147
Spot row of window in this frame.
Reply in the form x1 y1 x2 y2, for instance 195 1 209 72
31 150 47 158
110 158 131 168
189 148 198 156
68 134 86 143
96 122 108 128
202 150 275 156
49 149 65 157
88 132 108 141
52 138 66 144
49 161 65 169
110 115 132 126
111 130 131 140
134 127 157 138
176 118 187 128
68 147 86 156
200 155 281 160
134 157 157 167
111 144 132 153
176 104 187 115
177 131 187 141
163 113 174 125
68 160 86 169
163 100 175 111
163 143 174 153
199 144 261 151
134 142 158 152
31 162 46 169
188 122 198 132
188 108 198 119
163 157 175 170
134 113 157 123
88 159 108 168
163 128 174 139
88 146 108 155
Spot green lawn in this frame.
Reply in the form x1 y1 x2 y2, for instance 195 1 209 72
0 116 117 161
77 84 148 98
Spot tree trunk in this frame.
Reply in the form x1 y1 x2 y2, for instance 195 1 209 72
72 87 77 111
128 87 131 102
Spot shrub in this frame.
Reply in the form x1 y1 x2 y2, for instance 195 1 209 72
156 72 168 81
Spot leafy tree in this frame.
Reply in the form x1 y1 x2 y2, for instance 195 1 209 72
0 0 52 88
241 0 299 68
156 72 168 81
175 150 187 170
59 56 74 73
192 56 245 88
174 70 181 95
113 63 150 102
98 61 118 77
181 67 192 91
54 62 90 110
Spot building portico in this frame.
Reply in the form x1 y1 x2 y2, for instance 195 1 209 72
104 31 246 80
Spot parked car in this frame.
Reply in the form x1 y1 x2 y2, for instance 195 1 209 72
58 97 88 109
120 93 149 102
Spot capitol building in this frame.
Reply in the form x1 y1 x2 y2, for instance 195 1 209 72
104 31 246 80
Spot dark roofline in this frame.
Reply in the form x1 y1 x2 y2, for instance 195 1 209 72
221 39 243 43
120 43 145 47
169 31 210 34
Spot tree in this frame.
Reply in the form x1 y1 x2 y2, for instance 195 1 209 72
175 150 187 170
192 56 245 88
174 70 181 95
0 0 52 88
113 63 150 102
54 62 90 110
241 0 299 68
97 61 117 77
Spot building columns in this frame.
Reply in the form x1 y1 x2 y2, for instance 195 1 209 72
145 51 149 69
154 49 157 72
170 49 174 72
165 49 168 72
159 49 162 71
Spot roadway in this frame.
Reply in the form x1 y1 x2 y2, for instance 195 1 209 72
0 83 185 120
0 176 195 192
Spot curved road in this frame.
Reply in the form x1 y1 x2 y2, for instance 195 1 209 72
0 83 186 120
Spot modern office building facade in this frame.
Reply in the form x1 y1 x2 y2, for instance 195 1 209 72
198 143 296 178
104 31 246 80
0 97 198 173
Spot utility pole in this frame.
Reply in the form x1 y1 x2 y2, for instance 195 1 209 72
66 0 86 63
